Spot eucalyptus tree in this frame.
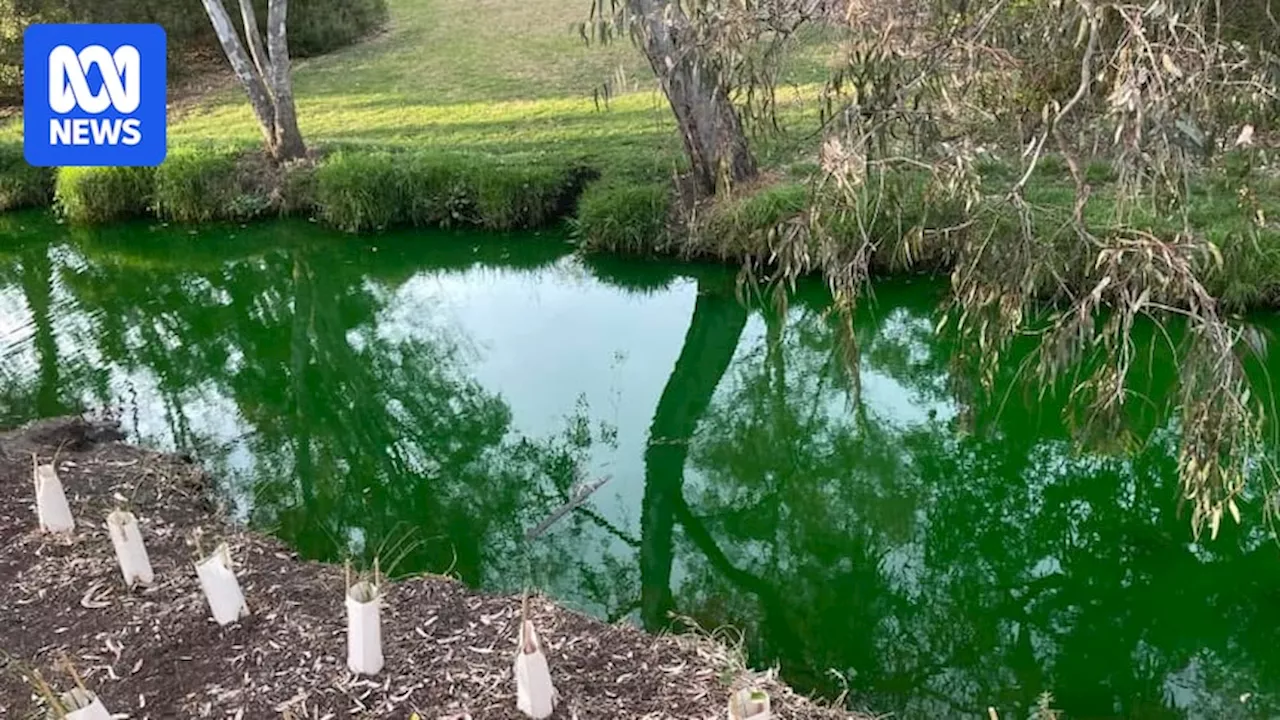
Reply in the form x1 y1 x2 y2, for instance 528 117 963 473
620 0 755 195
583 0 815 195
199 0 305 160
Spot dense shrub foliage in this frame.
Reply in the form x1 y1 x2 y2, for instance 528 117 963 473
15 147 592 231
572 180 672 255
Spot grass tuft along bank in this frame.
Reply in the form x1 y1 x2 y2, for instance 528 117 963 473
38 143 597 232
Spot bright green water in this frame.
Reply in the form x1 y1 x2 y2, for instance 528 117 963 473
2 213 1280 719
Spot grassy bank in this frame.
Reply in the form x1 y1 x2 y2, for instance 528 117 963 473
0 0 685 168
8 129 1280 312
0 0 691 228
30 142 596 231
0 142 53 212
574 156 1280 312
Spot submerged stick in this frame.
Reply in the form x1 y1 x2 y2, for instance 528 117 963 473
524 475 610 541
513 472 601 716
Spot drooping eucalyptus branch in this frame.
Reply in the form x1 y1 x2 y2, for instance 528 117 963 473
795 0 1278 537
949 0 1276 538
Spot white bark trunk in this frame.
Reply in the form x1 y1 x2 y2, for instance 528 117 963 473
266 0 306 160
200 0 306 160
627 0 756 195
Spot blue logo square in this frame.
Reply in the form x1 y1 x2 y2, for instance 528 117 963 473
23 24 167 167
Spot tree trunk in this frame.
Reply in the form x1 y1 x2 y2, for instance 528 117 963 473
637 280 809 670
266 0 306 160
200 0 277 149
629 0 757 196
200 0 306 161
639 278 749 631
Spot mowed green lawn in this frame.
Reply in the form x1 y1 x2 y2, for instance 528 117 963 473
2 0 829 175
0 0 677 166
173 0 681 172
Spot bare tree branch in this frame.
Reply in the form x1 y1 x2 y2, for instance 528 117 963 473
237 0 270 81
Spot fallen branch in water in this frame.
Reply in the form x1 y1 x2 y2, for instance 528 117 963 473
524 476 611 542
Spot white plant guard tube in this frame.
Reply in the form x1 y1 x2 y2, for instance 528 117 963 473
59 687 112 720
514 618 557 719
345 580 384 675
195 542 249 626
34 463 74 533
107 510 154 588
727 688 772 720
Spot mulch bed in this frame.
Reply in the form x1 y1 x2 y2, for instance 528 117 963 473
0 417 868 720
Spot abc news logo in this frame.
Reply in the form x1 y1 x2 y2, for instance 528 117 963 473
24 24 167 167
47 44 144 146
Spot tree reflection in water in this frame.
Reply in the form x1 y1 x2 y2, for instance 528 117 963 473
1 216 1278 719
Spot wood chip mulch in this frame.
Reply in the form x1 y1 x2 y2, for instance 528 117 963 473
0 417 872 720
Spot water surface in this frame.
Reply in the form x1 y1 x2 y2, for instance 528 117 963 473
2 212 1279 719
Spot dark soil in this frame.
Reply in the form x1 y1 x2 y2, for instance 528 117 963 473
0 416 867 719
